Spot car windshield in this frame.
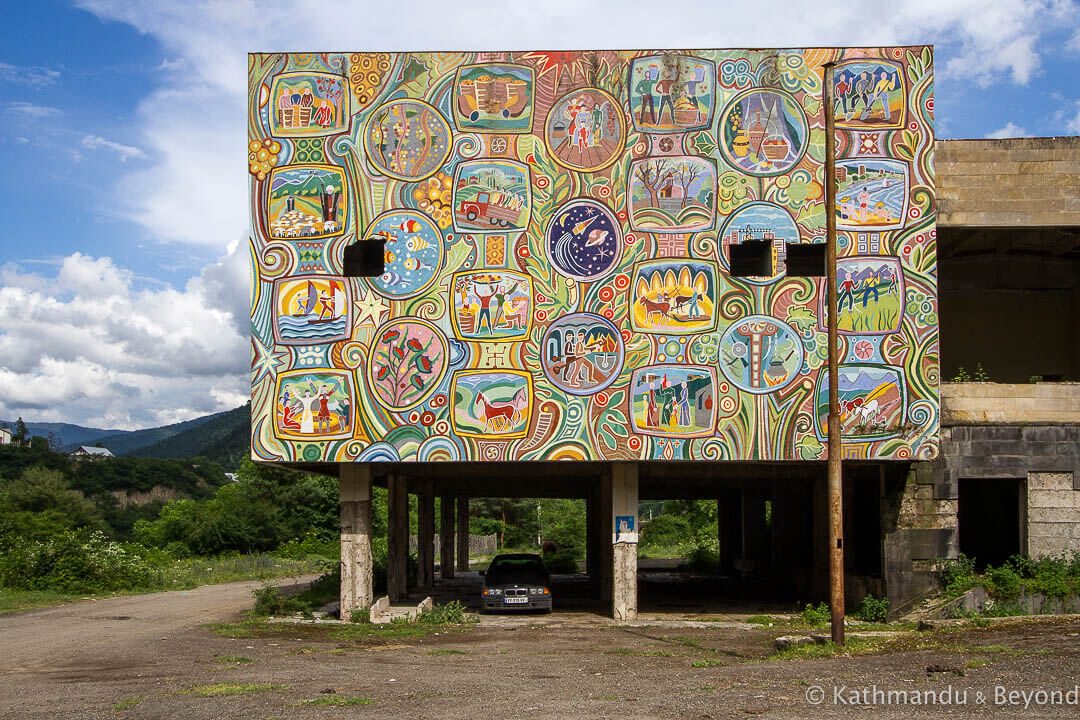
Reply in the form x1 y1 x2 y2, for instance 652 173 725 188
486 556 546 581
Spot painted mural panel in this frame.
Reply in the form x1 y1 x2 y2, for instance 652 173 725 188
249 47 939 464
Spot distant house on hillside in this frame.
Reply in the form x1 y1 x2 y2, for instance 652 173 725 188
71 445 115 460
0 427 11 445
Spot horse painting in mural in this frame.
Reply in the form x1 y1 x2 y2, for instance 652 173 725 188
451 370 532 438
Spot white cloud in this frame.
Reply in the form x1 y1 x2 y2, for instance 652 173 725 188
0 252 247 428
985 121 1031 138
0 61 61 88
81 134 146 162
5 101 62 119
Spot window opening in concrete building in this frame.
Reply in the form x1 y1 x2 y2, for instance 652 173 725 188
343 239 386 277
728 240 772 277
958 477 1024 570
784 243 826 277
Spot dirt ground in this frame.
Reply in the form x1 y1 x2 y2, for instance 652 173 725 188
2 575 1080 719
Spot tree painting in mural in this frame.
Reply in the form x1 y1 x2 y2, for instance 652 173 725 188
371 323 445 410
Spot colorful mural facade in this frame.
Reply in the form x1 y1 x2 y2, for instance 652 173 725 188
249 48 939 464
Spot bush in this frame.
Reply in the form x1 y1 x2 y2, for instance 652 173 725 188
640 514 692 549
418 600 468 625
855 594 889 623
938 554 977 596
801 602 831 626
987 565 1022 600
543 550 578 574
685 545 720 573
0 529 153 593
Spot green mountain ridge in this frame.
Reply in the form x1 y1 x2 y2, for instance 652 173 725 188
128 404 250 470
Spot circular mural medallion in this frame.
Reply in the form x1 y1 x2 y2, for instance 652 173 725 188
362 99 452 181
543 88 626 172
546 199 621 281
367 318 449 411
362 210 442 299
717 88 808 176
717 201 801 285
540 313 624 396
718 315 804 394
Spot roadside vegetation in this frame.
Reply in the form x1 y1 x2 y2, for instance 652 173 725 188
938 552 1080 617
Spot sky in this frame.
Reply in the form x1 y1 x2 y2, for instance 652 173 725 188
0 0 1078 430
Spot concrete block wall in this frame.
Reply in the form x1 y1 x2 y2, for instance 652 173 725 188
941 382 1080 425
937 137 1080 227
1028 472 1080 558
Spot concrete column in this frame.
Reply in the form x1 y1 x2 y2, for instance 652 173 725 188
611 462 639 623
387 474 408 601
340 465 373 619
599 472 614 603
417 479 435 590
456 497 470 572
585 492 596 576
741 490 769 568
440 494 455 580
717 491 741 573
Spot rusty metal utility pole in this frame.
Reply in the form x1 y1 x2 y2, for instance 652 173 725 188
823 62 846 645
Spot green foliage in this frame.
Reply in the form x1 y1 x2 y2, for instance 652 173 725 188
938 554 977 596
417 600 469 625
0 467 105 540
800 602 831 627
855 594 889 623
685 546 720 573
543 549 579 573
640 514 691 549
127 404 251 470
0 529 153 593
251 570 339 617
950 363 989 383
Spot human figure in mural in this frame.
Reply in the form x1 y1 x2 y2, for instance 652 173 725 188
336 396 350 430
575 108 591 151
313 99 334 127
565 100 581 151
857 187 870 221
860 270 880 308
320 183 339 224
635 66 658 124
852 70 873 119
315 384 333 433
881 265 899 295
474 283 499 335
684 65 706 123
285 191 295 212
686 291 702 320
646 383 660 427
838 270 856 312
655 67 677 126
298 390 316 434
592 102 604 142
277 87 293 127
866 69 896 121
677 383 691 425
834 72 851 115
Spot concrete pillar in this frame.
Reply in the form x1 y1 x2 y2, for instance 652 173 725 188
741 490 769 568
611 462 639 623
417 479 435 590
440 495 455 580
599 472 614 603
387 475 408 601
456 497 470 572
811 471 829 600
717 491 741 573
585 492 596 576
340 465 373 619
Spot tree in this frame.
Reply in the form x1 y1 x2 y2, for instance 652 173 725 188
633 159 673 208
12 418 28 444
674 161 703 209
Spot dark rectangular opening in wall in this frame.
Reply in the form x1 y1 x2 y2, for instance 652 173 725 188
343 239 385 277
958 477 1023 570
847 474 882 576
729 240 772 277
784 243 826 277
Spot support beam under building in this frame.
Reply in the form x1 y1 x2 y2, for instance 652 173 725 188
440 495 455 580
456 497 470 572
611 462 639 623
387 475 408 601
417 480 435 590
599 471 613 604
585 492 596 576
339 465 373 619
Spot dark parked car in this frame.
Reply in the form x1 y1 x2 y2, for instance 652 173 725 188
481 553 552 613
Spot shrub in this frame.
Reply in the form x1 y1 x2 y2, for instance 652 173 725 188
938 554 977 596
640 514 692 549
800 602 831 627
855 594 889 623
0 529 152 593
418 600 468 625
685 545 720 573
543 550 578 574
986 565 1022 600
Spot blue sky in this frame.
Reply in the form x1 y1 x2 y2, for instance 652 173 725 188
0 0 1078 429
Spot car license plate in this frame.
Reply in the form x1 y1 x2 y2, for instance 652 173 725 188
504 597 528 604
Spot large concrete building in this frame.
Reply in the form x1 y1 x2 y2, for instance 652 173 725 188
248 47 1076 621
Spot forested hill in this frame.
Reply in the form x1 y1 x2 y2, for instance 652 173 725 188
128 404 249 470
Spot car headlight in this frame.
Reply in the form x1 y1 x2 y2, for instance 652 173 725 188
487 587 501 595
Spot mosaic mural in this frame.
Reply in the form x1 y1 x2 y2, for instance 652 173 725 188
249 48 939 463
